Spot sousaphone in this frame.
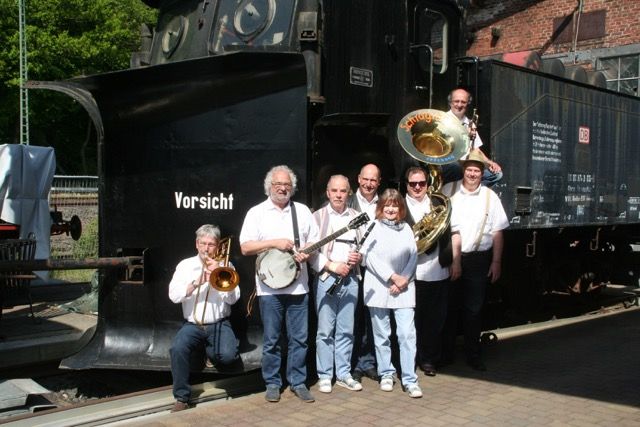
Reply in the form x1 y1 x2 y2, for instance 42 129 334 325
397 109 471 253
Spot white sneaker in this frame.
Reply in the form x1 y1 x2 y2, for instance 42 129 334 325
379 376 394 392
318 378 332 393
336 376 363 391
406 384 423 398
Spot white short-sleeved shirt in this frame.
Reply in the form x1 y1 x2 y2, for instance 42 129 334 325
405 196 450 281
447 110 483 159
239 198 319 295
443 181 509 253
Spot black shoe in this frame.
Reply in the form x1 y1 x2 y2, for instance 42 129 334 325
291 384 315 403
362 367 379 381
353 367 378 382
265 385 281 402
420 363 437 377
467 359 487 372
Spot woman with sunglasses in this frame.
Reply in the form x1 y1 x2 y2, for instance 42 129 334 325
361 189 421 398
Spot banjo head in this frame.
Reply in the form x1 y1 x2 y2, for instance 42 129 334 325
256 249 300 289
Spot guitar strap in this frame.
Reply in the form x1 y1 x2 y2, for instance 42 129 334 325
290 201 300 248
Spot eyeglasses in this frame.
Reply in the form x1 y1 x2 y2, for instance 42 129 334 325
198 241 218 248
408 180 427 188
271 182 292 188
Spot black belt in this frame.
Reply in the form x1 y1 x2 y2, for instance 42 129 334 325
461 248 492 257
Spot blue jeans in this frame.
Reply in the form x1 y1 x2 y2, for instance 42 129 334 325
315 273 358 380
259 293 309 389
443 250 492 362
369 306 418 387
170 320 238 402
353 271 376 372
415 279 450 366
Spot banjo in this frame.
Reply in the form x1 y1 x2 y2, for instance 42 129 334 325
256 212 369 289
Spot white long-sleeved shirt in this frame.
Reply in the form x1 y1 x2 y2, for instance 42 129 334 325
168 255 240 324
362 220 417 308
405 195 449 281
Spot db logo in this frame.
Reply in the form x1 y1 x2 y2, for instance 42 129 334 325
579 126 590 144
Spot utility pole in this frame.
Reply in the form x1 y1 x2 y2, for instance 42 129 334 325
18 0 29 145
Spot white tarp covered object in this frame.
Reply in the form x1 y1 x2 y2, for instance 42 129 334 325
0 143 55 261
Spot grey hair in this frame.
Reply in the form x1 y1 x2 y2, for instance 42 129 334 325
326 174 351 191
447 88 473 104
263 165 298 196
195 224 221 241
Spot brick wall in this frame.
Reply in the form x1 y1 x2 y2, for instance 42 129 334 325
466 0 640 57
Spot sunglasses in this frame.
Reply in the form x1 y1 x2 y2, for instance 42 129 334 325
408 180 427 188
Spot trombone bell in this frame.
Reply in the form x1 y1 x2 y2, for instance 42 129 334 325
210 267 239 292
209 237 240 292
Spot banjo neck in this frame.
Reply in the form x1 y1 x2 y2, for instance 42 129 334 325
297 212 368 256
299 224 353 256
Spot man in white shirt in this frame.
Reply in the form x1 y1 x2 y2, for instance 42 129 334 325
168 224 240 412
348 163 382 382
240 165 318 403
404 166 452 377
313 175 364 393
443 88 503 186
442 151 509 371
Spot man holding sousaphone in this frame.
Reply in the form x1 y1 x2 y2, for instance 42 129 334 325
168 224 241 412
239 165 319 403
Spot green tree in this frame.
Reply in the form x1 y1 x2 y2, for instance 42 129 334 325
0 0 157 174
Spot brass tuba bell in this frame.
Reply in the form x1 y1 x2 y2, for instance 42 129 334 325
397 109 471 254
209 237 240 292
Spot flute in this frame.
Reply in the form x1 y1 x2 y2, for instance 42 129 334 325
326 221 376 295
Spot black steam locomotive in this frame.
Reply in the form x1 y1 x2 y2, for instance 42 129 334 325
31 0 640 371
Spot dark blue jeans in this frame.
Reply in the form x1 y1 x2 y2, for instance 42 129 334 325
415 278 450 366
443 250 492 362
170 319 238 402
259 293 309 389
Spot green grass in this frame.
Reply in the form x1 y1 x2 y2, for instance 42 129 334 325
51 218 98 283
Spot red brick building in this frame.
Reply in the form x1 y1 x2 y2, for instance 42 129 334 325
464 0 640 96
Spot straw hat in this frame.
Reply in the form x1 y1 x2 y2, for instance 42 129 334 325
460 150 486 171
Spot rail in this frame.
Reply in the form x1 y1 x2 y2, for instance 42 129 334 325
0 257 141 272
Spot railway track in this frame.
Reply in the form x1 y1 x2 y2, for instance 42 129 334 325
1 370 262 427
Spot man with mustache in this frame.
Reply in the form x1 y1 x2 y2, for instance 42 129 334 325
240 165 319 403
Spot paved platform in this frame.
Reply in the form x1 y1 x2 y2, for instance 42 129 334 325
117 306 640 427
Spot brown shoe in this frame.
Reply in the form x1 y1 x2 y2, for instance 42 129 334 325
171 401 190 412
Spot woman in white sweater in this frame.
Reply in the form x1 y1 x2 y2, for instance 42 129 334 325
362 188 421 398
